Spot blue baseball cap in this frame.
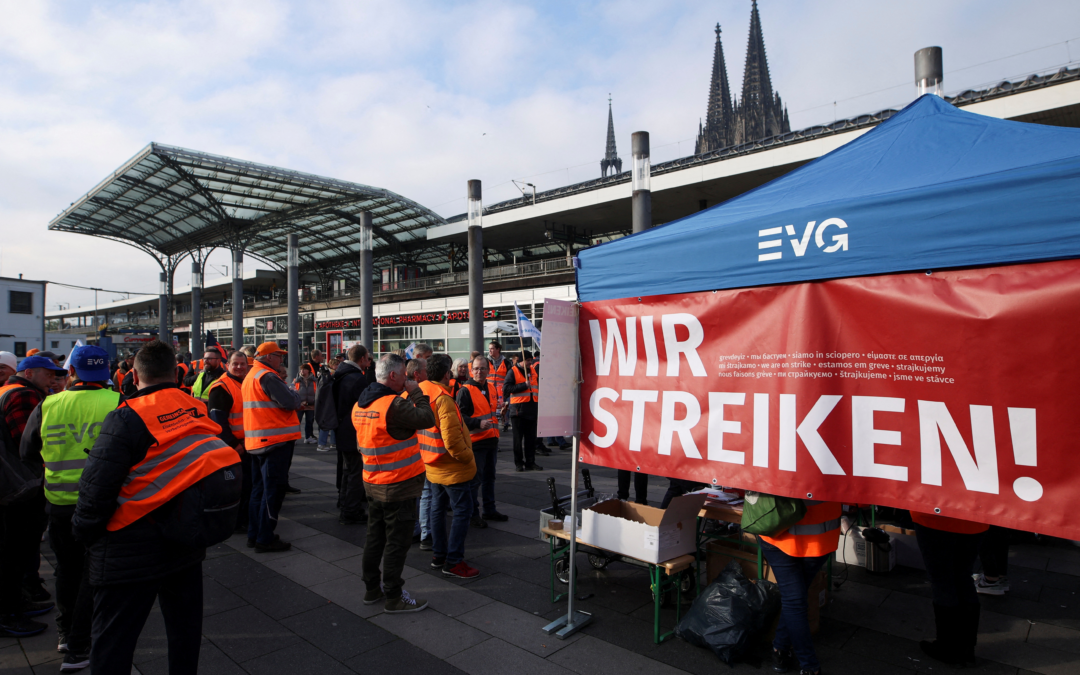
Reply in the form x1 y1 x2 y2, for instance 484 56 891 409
17 355 67 373
69 346 111 382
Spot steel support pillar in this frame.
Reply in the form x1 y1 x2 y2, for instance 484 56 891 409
360 212 374 351
467 180 484 354
158 272 168 345
287 234 300 381
232 249 244 350
191 262 203 357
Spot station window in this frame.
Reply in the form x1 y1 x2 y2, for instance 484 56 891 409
9 291 32 314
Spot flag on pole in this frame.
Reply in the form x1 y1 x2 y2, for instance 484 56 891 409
404 342 417 359
514 302 541 351
62 340 85 370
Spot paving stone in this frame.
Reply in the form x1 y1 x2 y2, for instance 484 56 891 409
1025 620 1080 655
402 572 495 617
292 533 364 562
369 608 489 659
344 638 468 675
271 518 323 544
546 635 686 675
0 643 32 674
263 551 352 588
309 574 384 619
203 551 285 589
457 600 582 657
813 643 917 675
446 636 577 675
467 572 561 616
280 604 396 661
203 577 248 617
468 548 550 587
977 637 1080 674
1046 558 1080 578
231 573 330 620
241 640 354 674
202 605 302 663
17 611 64 667
134 640 246 675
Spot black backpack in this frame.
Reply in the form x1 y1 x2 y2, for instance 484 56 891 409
155 460 242 548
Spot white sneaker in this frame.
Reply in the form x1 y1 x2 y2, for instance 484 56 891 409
316 445 329 452
306 436 317 444
973 573 1009 595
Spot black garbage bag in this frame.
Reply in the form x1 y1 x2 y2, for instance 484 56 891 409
675 560 780 665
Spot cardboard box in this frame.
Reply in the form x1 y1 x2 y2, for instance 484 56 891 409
579 494 707 564
704 539 829 635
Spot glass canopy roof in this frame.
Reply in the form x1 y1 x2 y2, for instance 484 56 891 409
48 143 450 280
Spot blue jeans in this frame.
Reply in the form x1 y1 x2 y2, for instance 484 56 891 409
247 441 294 544
758 538 828 673
418 479 432 538
318 429 336 446
471 442 498 517
429 481 473 565
297 409 314 439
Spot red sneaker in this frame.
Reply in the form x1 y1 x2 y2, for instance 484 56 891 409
442 562 479 578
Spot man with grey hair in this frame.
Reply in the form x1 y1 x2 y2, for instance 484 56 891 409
405 358 427 384
413 343 433 360
353 353 436 613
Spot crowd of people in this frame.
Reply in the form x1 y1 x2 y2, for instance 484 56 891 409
0 337 550 672
0 338 1025 675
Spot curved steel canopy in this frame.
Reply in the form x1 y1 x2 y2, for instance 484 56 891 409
47 143 450 280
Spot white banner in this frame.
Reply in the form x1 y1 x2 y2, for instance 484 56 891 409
537 298 579 437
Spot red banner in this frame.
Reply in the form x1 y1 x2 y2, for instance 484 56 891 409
578 259 1080 540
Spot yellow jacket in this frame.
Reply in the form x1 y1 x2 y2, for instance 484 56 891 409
424 381 476 486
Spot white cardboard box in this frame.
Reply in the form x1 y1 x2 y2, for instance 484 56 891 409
579 494 707 564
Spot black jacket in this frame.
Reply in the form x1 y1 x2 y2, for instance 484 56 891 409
331 361 368 453
72 382 206 586
503 360 538 419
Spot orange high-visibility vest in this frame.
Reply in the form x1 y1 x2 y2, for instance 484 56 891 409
206 374 244 437
760 501 842 558
0 382 27 399
241 361 301 451
509 363 539 405
464 382 499 443
106 388 239 531
415 380 463 464
910 511 989 535
352 394 424 484
176 362 192 394
487 359 508 407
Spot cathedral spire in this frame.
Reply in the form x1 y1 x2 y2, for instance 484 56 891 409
696 23 735 154
735 0 788 143
600 96 622 177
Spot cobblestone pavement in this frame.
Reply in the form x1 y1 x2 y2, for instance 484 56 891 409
3 435 1079 674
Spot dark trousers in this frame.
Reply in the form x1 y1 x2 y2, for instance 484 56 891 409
430 481 472 566
660 478 701 509
979 525 1009 578
759 538 829 673
48 512 93 651
617 470 649 504
235 451 253 530
510 416 538 468
471 441 498 517
338 444 366 518
0 495 43 614
24 491 47 587
362 496 417 600
91 562 202 675
297 409 314 439
915 524 982 607
248 441 293 544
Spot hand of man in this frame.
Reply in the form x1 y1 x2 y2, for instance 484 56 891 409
403 379 420 395
480 419 493 429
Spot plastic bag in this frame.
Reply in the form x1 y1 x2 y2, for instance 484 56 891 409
675 560 780 665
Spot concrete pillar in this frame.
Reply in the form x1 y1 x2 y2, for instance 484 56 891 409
232 249 244 349
191 261 203 357
467 180 484 354
158 272 168 343
287 234 300 381
631 131 652 234
360 212 374 352
915 47 943 97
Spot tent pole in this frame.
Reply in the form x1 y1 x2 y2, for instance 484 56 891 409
542 434 592 638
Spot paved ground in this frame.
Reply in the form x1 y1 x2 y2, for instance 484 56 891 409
3 435 1080 674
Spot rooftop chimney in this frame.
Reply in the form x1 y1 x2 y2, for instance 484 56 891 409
915 47 943 97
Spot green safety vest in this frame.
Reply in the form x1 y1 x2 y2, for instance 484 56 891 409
40 388 121 506
192 372 216 400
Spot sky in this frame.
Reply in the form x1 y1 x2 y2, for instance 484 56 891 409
2 0 1078 311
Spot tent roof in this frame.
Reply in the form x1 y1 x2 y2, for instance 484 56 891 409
48 143 448 278
576 95 1080 303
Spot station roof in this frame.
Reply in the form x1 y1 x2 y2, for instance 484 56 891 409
48 143 450 280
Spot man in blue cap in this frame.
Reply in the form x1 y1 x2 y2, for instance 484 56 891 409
19 346 120 670
0 355 65 638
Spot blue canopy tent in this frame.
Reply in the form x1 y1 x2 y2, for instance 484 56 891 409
576 95 1080 302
